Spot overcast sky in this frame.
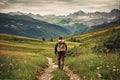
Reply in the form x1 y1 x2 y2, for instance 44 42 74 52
0 0 120 15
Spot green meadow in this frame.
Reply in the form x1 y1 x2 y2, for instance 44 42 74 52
0 33 78 80
0 34 48 80
0 24 120 80
65 24 120 80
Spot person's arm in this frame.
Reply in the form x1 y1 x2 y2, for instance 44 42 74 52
54 43 58 55
64 43 67 50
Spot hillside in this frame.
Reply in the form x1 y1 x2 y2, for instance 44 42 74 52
65 24 120 80
0 33 47 79
0 33 80 80
65 23 120 42
0 13 70 39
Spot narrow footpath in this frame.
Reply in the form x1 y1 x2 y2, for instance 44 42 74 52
37 57 82 80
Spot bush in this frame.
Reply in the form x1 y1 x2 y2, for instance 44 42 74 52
42 37 46 41
103 31 120 52
69 37 81 43
93 30 120 53
50 38 53 42
92 44 108 54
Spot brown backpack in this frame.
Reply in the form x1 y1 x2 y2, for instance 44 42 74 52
57 43 66 52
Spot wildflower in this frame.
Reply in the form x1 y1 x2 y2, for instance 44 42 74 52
83 76 86 79
1 64 3 67
113 66 116 68
97 67 100 70
9 63 13 66
106 65 109 68
98 73 102 78
117 69 119 71
18 68 21 71
24 60 27 63
100 61 103 64
112 69 116 72
99 55 102 58
99 66 102 68
90 60 93 63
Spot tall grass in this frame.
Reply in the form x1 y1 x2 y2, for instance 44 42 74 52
65 24 120 80
66 53 120 80
0 52 47 80
0 34 49 80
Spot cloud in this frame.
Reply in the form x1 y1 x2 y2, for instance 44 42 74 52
0 0 119 15
0 0 10 9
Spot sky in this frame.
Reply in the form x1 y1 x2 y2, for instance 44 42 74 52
0 0 120 15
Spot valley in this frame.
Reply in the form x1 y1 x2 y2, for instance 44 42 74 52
0 24 120 80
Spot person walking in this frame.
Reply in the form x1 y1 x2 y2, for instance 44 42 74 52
54 36 67 70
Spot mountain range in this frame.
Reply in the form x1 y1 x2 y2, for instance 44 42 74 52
0 9 120 39
8 9 120 33
0 13 70 39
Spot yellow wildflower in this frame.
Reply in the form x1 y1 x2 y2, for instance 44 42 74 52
18 68 21 71
112 69 116 72
113 66 116 68
106 65 109 68
117 69 119 71
9 63 12 66
24 60 27 63
1 64 3 67
98 73 102 78
97 67 100 70
83 76 86 79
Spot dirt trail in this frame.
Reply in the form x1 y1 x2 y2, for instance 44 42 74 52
37 57 57 80
37 57 82 80
64 66 82 80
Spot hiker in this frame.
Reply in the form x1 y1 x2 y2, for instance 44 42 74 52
54 36 67 70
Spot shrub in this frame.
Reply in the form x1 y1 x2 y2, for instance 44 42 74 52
42 37 46 41
93 30 120 53
50 38 53 42
103 31 120 52
69 37 81 43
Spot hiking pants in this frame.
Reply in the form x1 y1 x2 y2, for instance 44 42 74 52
58 51 65 70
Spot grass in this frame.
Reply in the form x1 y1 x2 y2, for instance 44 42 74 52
0 33 78 80
64 24 120 80
51 69 69 80
66 53 120 80
0 53 47 80
0 24 120 80
0 34 49 80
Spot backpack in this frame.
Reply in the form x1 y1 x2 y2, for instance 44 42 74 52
57 43 66 52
